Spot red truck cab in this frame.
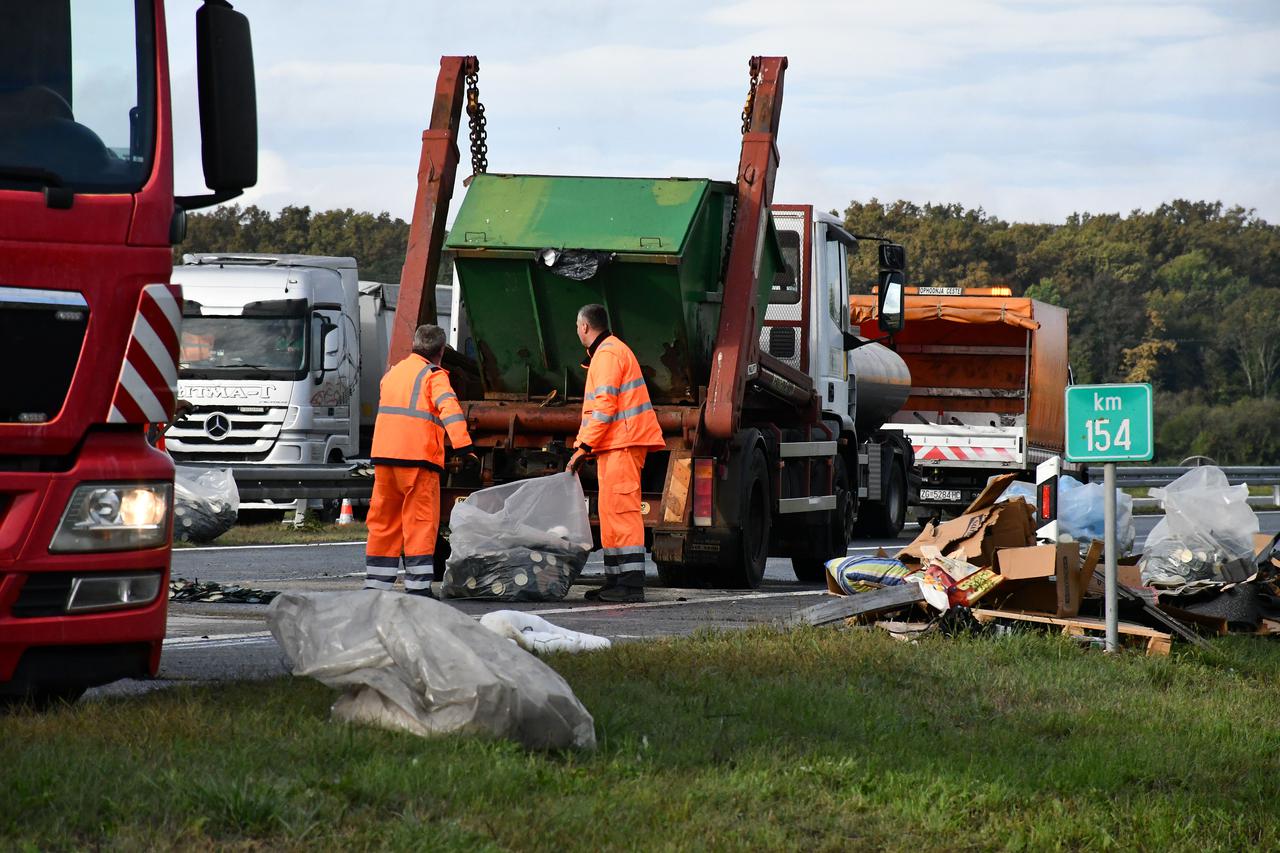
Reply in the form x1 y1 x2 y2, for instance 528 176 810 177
0 0 256 704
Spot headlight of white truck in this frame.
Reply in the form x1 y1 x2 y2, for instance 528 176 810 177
50 482 173 552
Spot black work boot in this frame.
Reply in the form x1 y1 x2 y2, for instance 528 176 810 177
594 570 644 603
583 574 619 601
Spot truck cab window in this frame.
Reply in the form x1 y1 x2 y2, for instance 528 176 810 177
824 233 846 327
0 0 156 194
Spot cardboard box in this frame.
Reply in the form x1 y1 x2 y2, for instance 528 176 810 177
897 481 1035 569
989 541 1101 617
1255 532 1277 560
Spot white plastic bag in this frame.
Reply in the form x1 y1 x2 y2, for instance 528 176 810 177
267 590 597 750
173 465 239 543
443 473 593 601
479 610 612 654
1057 477 1135 556
1140 466 1259 588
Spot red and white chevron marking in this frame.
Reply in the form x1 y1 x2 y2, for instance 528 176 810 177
914 443 1019 463
107 283 182 424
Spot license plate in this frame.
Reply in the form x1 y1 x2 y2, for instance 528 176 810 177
920 488 962 502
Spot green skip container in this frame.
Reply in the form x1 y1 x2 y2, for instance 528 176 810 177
445 173 785 404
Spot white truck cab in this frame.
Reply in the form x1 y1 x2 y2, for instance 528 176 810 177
169 254 362 507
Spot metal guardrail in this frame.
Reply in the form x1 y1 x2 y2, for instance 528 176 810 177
228 463 373 503
1088 465 1280 510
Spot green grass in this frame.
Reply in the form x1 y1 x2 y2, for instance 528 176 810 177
4 629 1280 850
173 519 367 548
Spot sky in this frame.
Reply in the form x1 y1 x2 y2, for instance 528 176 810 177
165 0 1280 225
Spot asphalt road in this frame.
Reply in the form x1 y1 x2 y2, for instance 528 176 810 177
88 511 1280 699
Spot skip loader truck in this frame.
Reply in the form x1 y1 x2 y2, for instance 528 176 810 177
1 1 257 703
397 56 914 589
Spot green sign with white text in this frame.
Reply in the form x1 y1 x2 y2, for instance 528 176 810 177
1065 383 1154 462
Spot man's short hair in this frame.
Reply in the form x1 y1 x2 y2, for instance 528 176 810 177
412 324 447 359
577 304 609 332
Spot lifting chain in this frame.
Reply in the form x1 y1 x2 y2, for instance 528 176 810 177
465 70 488 176
722 61 761 280
740 61 760 135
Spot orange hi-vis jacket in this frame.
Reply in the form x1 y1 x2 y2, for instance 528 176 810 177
371 354 472 471
576 333 665 454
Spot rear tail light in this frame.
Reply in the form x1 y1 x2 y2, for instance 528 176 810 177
693 457 714 527
1038 476 1058 522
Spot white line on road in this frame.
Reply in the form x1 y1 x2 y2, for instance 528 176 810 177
162 588 829 649
182 541 365 552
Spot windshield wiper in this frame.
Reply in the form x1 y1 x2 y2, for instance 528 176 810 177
0 165 64 186
0 166 74 208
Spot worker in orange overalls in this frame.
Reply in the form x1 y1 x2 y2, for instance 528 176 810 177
566 304 665 603
365 324 474 596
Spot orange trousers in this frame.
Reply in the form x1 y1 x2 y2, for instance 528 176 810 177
365 465 440 593
596 447 647 575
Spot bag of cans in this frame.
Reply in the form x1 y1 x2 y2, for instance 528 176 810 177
442 472 593 601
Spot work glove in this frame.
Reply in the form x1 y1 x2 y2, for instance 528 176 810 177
566 448 590 474
449 446 480 471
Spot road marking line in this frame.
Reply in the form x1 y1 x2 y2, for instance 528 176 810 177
164 631 273 647
162 588 830 648
180 541 366 552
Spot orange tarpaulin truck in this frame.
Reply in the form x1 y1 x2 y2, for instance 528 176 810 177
850 288 1082 520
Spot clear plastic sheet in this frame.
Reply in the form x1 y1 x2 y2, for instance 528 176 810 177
173 465 239 543
443 473 593 601
267 590 597 750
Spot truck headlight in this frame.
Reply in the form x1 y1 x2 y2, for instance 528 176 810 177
50 483 173 553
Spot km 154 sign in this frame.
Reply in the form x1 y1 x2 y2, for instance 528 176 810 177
1064 383 1154 463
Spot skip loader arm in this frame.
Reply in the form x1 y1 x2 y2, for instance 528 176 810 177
388 55 480 366
704 55 788 440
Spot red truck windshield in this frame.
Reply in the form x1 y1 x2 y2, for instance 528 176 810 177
0 0 155 194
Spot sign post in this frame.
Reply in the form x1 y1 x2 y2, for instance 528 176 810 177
1065 383 1154 652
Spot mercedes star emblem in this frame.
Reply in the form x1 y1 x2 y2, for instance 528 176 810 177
204 412 231 440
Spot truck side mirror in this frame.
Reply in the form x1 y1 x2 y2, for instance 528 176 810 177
311 315 337 382
877 242 907 334
878 273 905 334
176 0 257 210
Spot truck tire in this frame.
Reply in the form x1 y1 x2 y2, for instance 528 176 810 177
791 457 853 583
717 447 771 589
856 459 907 539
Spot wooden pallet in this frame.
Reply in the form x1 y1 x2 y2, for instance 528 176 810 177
972 608 1173 656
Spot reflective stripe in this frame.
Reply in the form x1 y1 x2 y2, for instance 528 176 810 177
441 413 466 426
619 377 645 393
587 384 620 398
378 406 445 427
434 392 458 407
364 578 395 591
605 546 646 556
407 364 433 411
590 402 654 424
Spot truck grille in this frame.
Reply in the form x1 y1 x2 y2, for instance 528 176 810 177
0 287 90 424
166 404 288 461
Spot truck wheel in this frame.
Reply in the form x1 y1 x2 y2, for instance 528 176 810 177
856 460 907 539
791 457 853 583
717 448 770 589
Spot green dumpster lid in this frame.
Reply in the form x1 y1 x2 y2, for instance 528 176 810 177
445 174 723 255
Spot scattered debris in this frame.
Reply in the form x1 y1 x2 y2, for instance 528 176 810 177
169 578 280 604
785 466 1280 656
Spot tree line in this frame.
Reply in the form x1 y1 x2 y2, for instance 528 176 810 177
179 200 1280 464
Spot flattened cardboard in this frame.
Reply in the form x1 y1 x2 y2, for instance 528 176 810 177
990 541 1100 617
897 496 1034 569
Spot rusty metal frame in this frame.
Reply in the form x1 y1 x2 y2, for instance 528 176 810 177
705 56 789 440
387 55 478 368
